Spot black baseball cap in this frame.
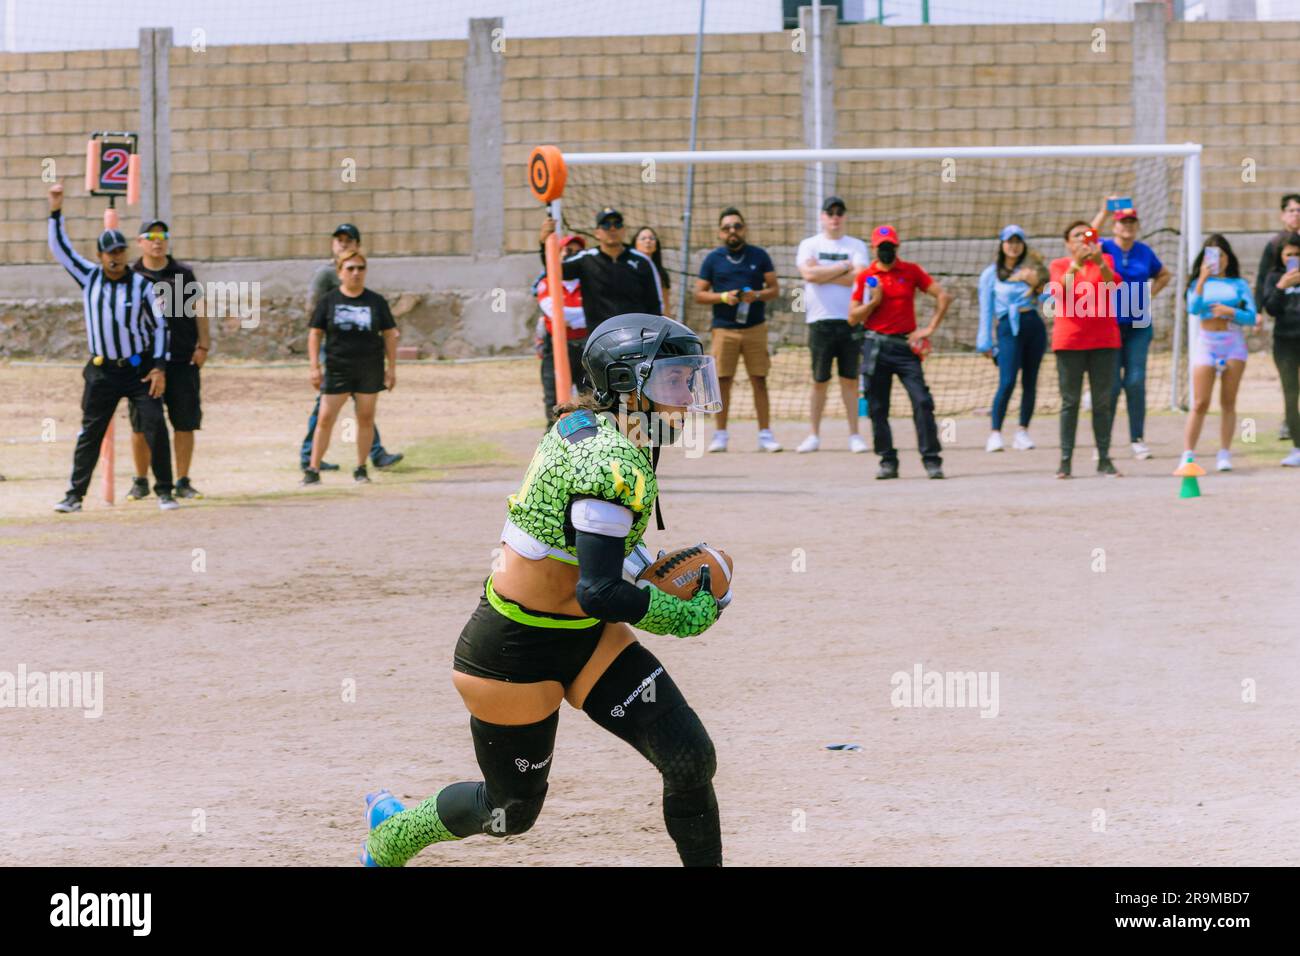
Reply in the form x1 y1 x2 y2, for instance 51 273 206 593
97 230 128 253
333 223 361 242
595 207 624 228
822 196 847 214
139 219 169 236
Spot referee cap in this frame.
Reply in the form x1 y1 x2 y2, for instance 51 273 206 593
97 229 128 253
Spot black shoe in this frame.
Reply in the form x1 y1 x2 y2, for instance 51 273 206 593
372 451 404 469
158 493 180 511
924 461 945 479
1097 457 1121 477
320 461 341 471
301 468 321 486
126 477 150 500
54 493 82 513
175 477 203 499
1056 458 1072 479
876 460 899 480
354 465 371 484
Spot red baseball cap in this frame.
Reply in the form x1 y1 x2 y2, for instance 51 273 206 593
1115 208 1139 221
560 234 586 249
871 224 900 247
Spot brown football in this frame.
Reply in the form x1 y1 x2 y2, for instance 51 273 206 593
637 544 733 602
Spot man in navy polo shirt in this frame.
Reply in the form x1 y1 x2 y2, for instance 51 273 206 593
1090 197 1172 460
695 206 780 452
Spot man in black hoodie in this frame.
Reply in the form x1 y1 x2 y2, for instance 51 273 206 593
1259 231 1300 466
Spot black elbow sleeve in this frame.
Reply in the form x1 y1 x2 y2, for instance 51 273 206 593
575 530 652 622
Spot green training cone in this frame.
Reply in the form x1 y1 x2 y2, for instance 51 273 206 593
1179 475 1201 498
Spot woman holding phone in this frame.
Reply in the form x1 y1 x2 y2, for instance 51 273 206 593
303 250 398 485
1183 235 1257 472
1259 232 1300 467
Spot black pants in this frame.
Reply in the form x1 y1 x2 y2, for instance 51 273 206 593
1274 336 1300 448
541 332 588 428
866 337 942 465
1055 348 1118 462
68 360 173 498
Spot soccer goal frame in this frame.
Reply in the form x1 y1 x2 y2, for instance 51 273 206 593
557 143 1203 412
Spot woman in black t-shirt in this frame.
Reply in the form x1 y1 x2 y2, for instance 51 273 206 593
304 250 397 485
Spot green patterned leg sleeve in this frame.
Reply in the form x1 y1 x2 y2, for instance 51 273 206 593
366 789 462 867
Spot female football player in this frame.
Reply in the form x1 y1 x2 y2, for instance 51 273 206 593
363 312 728 866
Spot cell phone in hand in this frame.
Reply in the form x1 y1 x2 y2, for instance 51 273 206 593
1203 247 1222 272
1081 228 1099 245
1107 197 1134 212
1287 256 1299 273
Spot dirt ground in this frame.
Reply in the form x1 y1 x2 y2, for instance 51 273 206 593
2 356 1298 866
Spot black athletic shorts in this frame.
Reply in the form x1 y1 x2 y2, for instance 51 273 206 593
453 576 606 685
130 360 201 432
808 319 864 382
323 359 384 395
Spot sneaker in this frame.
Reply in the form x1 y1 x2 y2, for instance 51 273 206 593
361 789 407 868
301 468 321 486
985 432 1005 453
1097 458 1121 477
1216 450 1232 472
1131 441 1152 461
708 430 728 453
757 429 782 453
372 451 404 469
848 434 869 454
876 460 899 480
126 477 150 500
53 494 82 513
320 461 341 472
1056 459 1072 479
354 465 371 484
1282 449 1300 467
1012 429 1035 451
924 461 945 479
175 477 203 499
796 434 820 454
158 493 180 511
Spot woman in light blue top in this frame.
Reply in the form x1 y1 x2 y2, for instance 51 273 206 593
1183 233 1257 472
977 225 1050 452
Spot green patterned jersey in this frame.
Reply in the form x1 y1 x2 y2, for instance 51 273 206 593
506 409 658 559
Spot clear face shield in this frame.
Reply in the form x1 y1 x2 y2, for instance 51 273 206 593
640 355 722 414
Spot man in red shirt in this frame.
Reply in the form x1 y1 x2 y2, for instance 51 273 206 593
1047 220 1122 478
849 225 952 479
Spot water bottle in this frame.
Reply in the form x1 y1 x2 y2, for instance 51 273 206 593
735 287 751 325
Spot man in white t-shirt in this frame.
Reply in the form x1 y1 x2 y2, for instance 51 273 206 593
794 196 872 453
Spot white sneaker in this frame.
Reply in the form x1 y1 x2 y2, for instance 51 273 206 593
1012 429 1035 451
985 432 1005 453
848 434 868 454
708 431 728 453
1132 441 1152 460
797 434 820 453
757 429 782 453
1216 449 1232 472
1282 449 1300 467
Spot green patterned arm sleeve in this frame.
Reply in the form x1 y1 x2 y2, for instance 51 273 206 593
634 584 719 638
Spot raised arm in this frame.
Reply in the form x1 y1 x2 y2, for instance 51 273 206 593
46 185 94 287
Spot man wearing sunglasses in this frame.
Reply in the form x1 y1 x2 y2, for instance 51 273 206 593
128 219 207 500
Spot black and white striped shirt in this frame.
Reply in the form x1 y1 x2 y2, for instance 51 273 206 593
48 211 168 362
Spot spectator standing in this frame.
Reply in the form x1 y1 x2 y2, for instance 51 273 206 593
1183 235 1257 473
300 223 403 472
1254 193 1300 442
849 224 952 479
303 251 398 486
534 233 590 429
126 219 208 500
46 183 177 512
632 226 673 318
538 207 662 336
1048 221 1123 479
1088 197 1173 460
1260 232 1300 467
794 197 872 453
695 207 781 453
977 224 1050 453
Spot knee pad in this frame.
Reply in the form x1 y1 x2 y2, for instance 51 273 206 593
467 711 558 837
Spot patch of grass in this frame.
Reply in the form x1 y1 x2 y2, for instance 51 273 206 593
390 435 518 472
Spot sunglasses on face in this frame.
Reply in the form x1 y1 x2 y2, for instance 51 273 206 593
141 232 168 241
599 220 624 230
825 210 845 218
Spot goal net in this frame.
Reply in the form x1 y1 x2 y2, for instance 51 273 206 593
552 145 1202 422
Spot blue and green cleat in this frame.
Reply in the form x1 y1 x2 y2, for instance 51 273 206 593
360 789 406 867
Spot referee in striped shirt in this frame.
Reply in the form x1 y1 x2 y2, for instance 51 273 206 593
47 183 178 512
